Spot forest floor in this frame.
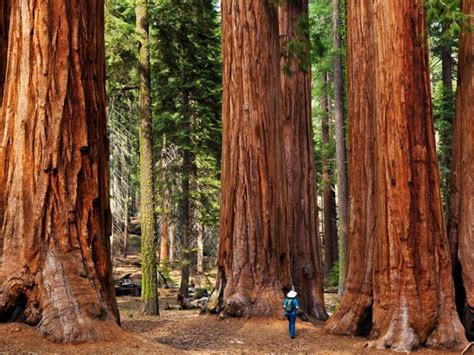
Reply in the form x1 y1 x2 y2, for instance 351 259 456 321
0 253 470 354
0 297 467 354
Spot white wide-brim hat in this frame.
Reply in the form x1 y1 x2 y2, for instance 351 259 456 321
287 290 297 298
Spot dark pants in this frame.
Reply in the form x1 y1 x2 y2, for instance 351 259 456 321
286 313 297 338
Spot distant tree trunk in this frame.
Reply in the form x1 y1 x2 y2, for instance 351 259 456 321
448 0 474 340
159 195 169 268
212 0 291 317
121 141 131 258
178 147 194 299
159 139 170 269
178 89 195 301
324 0 376 338
332 0 348 296
326 1 467 351
0 0 120 343
169 223 175 264
136 0 158 316
197 224 204 274
279 0 327 320
321 72 337 278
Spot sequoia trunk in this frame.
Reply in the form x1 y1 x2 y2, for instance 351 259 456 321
0 0 120 343
370 1 464 350
448 0 474 340
279 0 326 320
136 0 159 316
326 1 467 351
213 0 290 317
324 0 376 338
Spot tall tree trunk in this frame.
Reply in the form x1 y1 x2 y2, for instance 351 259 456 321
136 0 158 316
321 72 337 278
326 1 467 351
212 0 290 317
0 0 120 342
178 147 194 300
448 0 474 340
324 0 376 338
332 0 349 296
279 0 327 320
370 0 464 350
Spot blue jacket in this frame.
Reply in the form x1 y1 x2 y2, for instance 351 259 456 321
283 297 300 314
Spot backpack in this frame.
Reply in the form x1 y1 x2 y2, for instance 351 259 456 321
284 298 295 313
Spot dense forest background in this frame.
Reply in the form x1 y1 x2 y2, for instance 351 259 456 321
105 0 463 292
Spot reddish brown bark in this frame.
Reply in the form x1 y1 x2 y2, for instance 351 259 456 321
448 0 474 340
212 0 290 317
279 0 327 320
326 1 467 351
0 0 120 343
324 0 375 337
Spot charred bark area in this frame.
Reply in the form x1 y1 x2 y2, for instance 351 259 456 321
279 0 327 320
215 0 291 317
0 0 120 343
0 0 10 101
448 0 474 341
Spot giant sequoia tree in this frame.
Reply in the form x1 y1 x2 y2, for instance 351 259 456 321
212 0 291 316
0 0 120 343
448 0 474 339
325 0 467 351
279 0 326 320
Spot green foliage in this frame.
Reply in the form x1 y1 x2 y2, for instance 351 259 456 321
325 261 340 291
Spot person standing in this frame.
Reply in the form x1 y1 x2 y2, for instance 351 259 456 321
283 290 300 339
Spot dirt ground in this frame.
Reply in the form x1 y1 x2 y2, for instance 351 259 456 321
0 293 468 354
0 253 470 354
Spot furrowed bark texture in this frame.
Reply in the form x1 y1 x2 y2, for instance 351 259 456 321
136 0 159 316
369 1 466 350
321 73 337 277
326 1 467 351
331 0 349 296
215 0 291 317
279 0 327 320
324 0 375 337
448 0 474 340
0 0 120 343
